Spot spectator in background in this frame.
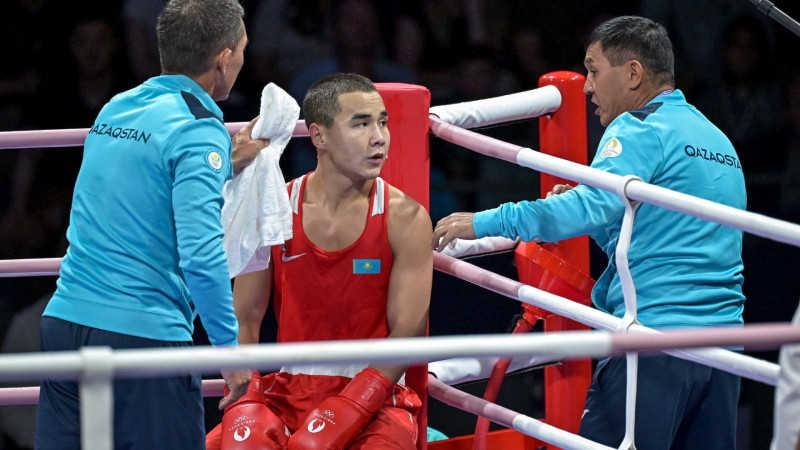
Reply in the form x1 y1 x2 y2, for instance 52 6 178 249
2 12 136 266
378 0 428 77
696 14 784 214
0 0 72 132
509 27 552 89
0 151 72 348
247 0 332 90
288 0 415 101
284 0 416 178
639 0 765 99
778 72 800 222
0 153 74 435
29 14 135 130
122 0 165 83
415 0 489 105
434 45 533 212
248 0 426 93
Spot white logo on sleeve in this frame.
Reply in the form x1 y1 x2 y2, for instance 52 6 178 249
207 150 223 171
600 137 622 158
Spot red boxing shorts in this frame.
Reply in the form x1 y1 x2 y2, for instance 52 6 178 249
207 372 421 449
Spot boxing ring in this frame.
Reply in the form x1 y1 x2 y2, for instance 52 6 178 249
2 72 800 450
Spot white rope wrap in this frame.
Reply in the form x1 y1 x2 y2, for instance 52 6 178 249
429 85 561 129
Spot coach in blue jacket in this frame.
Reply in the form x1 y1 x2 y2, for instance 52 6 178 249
432 15 746 450
35 1 266 448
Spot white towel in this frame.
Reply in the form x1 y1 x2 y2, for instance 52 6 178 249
428 355 559 385
440 236 521 259
221 83 300 278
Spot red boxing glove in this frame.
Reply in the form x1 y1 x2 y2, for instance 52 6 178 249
287 368 392 450
221 372 290 450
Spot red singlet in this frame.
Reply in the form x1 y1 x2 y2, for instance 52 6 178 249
207 174 420 450
272 173 393 343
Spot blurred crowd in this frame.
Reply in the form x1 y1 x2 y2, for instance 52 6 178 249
2 0 800 448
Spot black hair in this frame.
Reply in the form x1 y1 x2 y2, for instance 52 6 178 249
157 0 245 76
587 15 674 87
302 73 379 129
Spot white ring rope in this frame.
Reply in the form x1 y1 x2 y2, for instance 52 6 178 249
0 258 61 277
434 252 779 385
0 84 561 150
427 374 615 450
2 323 793 448
2 323 793 446
429 85 561 129
0 324 797 383
0 355 561 405
0 121 310 150
429 115 800 248
614 176 645 445
0 324 798 407
0 380 228 406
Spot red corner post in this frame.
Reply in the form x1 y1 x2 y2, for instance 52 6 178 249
374 83 431 450
520 71 592 447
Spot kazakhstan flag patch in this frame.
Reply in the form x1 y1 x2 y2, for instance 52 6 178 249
353 259 381 274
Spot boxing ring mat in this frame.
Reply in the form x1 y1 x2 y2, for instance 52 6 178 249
373 83 432 450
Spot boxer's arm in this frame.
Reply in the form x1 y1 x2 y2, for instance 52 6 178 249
232 262 273 345
372 188 433 383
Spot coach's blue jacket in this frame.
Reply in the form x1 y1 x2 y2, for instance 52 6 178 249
44 75 239 346
474 90 746 328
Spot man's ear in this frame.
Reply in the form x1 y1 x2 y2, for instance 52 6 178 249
628 60 644 89
216 47 232 77
308 123 326 149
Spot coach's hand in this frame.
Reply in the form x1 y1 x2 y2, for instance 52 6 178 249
546 183 574 198
219 368 252 410
432 212 477 252
231 117 269 174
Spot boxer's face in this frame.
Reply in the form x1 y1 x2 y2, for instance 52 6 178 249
583 42 632 127
323 91 389 180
